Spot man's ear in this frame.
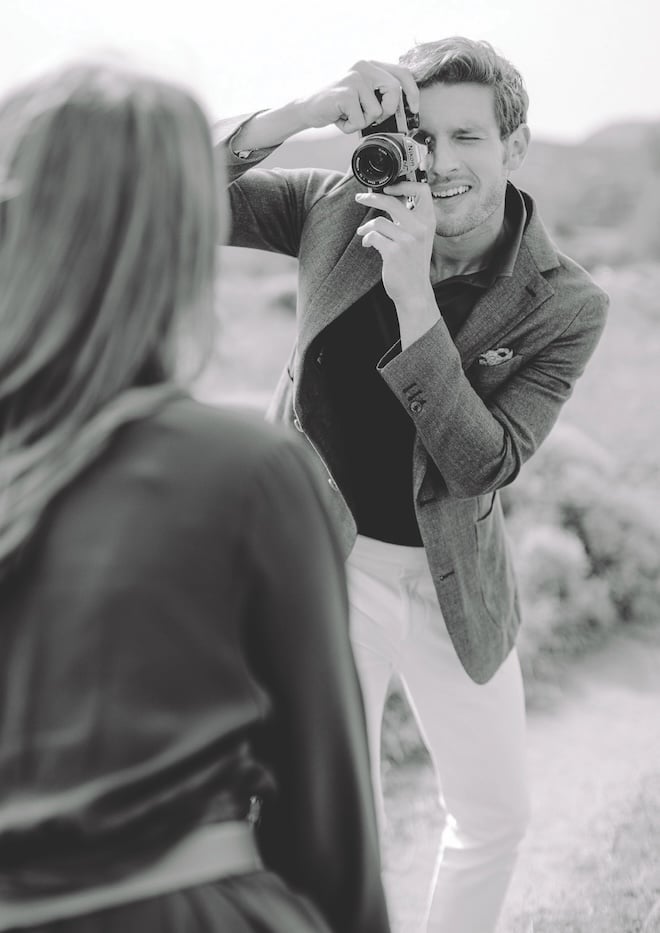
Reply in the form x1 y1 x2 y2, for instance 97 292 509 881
505 123 530 172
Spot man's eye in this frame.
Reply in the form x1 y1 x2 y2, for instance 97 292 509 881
458 136 480 141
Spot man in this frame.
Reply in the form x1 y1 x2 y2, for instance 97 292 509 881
215 37 608 933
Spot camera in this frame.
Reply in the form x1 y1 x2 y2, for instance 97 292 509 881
351 90 428 191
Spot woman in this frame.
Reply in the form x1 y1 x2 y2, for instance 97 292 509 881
0 59 390 933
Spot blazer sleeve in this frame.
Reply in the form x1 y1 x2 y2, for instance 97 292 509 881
378 287 609 498
214 114 344 257
242 433 390 933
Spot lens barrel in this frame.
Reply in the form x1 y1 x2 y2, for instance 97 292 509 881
351 135 405 190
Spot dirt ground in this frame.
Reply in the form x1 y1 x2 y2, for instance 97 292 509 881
382 624 660 933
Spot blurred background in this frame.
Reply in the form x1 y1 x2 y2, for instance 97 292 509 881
3 2 659 930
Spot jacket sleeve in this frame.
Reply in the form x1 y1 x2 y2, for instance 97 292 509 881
214 114 344 257
378 289 609 498
243 433 390 933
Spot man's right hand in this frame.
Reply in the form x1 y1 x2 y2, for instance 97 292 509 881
228 60 419 154
297 60 420 134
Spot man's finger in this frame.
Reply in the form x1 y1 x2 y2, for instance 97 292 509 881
382 183 434 213
383 182 431 198
369 62 420 113
355 190 415 223
376 84 403 120
360 229 397 256
336 94 370 134
357 216 407 241
356 79 385 127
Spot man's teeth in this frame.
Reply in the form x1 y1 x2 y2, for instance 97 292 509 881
432 186 470 199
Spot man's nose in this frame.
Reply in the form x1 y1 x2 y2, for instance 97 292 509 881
426 140 461 179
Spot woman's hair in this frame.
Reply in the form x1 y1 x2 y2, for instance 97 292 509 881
399 37 529 138
0 58 222 572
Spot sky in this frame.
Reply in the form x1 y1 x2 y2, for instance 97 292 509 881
2 0 658 143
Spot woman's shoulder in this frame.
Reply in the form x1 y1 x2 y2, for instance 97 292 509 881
130 395 310 483
157 395 293 447
143 396 331 528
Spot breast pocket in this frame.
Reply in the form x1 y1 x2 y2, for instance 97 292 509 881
468 354 523 399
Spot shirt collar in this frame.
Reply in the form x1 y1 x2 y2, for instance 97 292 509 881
495 182 527 279
436 182 528 291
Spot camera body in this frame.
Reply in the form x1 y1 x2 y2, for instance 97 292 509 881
351 90 428 191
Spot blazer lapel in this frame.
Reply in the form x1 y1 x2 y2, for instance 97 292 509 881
297 181 384 360
454 241 555 370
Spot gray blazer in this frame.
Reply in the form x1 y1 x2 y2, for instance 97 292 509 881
216 116 609 684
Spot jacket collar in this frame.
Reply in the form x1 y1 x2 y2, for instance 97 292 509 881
454 191 560 369
453 242 552 368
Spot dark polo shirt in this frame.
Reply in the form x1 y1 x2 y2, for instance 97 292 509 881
317 183 527 546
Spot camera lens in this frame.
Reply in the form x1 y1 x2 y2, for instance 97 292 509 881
365 149 390 174
351 136 404 189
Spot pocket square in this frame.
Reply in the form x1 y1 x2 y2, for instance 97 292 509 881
478 347 514 367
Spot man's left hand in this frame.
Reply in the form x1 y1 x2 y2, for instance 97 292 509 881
356 181 440 348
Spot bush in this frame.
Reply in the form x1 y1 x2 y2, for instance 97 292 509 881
502 421 660 704
381 677 431 769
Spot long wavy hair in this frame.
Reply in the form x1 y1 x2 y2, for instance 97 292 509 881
0 58 223 574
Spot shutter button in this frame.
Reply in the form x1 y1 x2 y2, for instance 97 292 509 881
293 417 303 432
410 400 424 414
328 477 339 492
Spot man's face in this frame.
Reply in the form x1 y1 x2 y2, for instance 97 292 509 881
417 82 529 238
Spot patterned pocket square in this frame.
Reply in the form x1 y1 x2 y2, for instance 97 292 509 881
478 347 514 367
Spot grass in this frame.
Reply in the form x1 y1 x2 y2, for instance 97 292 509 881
530 775 660 931
497 621 660 932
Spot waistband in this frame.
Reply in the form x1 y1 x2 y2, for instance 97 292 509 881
349 533 431 572
0 821 262 930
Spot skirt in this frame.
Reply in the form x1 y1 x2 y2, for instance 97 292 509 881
19 871 333 933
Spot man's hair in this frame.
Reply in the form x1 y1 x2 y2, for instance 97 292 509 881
0 57 222 572
399 37 529 138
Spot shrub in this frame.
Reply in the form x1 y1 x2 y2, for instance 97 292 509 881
381 676 431 769
503 422 660 703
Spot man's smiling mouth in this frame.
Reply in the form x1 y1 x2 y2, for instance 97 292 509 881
432 185 471 199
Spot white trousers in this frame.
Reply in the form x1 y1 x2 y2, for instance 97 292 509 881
347 535 530 933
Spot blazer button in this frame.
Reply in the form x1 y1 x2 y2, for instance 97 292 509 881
409 399 424 414
293 417 303 432
328 477 339 492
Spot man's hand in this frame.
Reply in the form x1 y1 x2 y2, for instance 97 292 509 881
298 60 419 133
355 182 440 349
228 60 418 160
